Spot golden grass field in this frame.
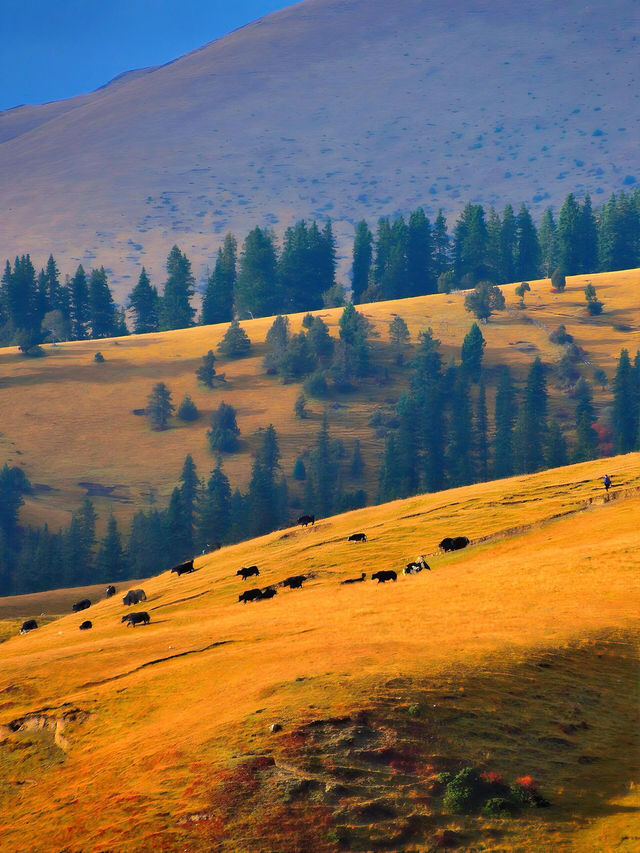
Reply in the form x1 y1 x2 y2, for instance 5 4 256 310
1 268 639 537
0 452 638 851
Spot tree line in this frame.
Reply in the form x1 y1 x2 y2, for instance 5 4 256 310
2 189 639 353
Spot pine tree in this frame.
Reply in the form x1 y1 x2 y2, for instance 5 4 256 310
573 378 598 461
474 380 489 481
234 227 281 318
177 394 199 422
97 514 127 581
201 233 237 325
432 209 451 281
514 204 540 280
160 245 196 330
453 203 489 285
63 498 97 585
460 322 486 382
179 454 199 550
388 315 410 366
513 358 548 473
545 420 568 469
557 193 582 274
165 488 191 565
349 439 364 480
128 268 159 334
464 281 505 322
493 366 517 478
196 350 217 387
146 382 174 431
207 402 240 452
292 457 306 480
307 316 334 365
294 394 307 419
407 208 434 296
45 254 61 308
395 393 420 497
500 204 517 283
538 208 558 277
579 194 598 273
263 314 290 372
584 283 603 315
352 220 373 303
378 432 401 502
412 329 446 492
612 349 638 452
310 415 339 517
197 460 231 551
89 267 117 338
218 318 251 358
447 369 474 486
70 264 90 339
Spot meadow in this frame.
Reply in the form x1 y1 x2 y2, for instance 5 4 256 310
0 452 638 851
1 268 638 538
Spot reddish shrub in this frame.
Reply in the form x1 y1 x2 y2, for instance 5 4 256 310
480 771 504 786
514 775 537 791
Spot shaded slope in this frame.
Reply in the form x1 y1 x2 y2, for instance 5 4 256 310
0 0 637 294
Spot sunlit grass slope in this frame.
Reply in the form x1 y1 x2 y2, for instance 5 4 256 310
1 268 639 534
0 453 638 851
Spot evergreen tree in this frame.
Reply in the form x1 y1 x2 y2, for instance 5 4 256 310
294 393 307 419
551 268 566 292
307 316 334 365
407 208 434 296
349 439 364 480
263 314 290 372
165 488 191 565
127 508 169 578
217 318 251 358
247 426 284 537
389 315 410 366
179 454 199 550
128 268 159 334
319 220 338 304
579 194 598 273
352 219 373 303
207 401 240 452
545 420 568 468
493 366 517 478
514 204 540 280
234 227 281 318
447 369 474 486
460 322 486 382
453 203 489 285
395 393 420 497
500 204 517 283
557 193 582 274
44 254 61 308
292 457 306 480
201 233 237 325
573 378 599 461
612 349 638 452
177 394 199 422
485 207 502 283
97 514 127 581
196 350 217 387
70 264 90 339
513 358 548 473
538 209 558 277
464 281 505 322
146 382 174 431
160 245 196 330
197 460 231 551
309 415 339 517
63 498 97 585
432 209 451 281
474 379 489 481
584 283 603 315
279 332 316 379
378 432 401 502
89 267 117 338
412 329 446 492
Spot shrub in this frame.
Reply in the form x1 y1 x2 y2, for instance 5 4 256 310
294 393 308 419
292 457 306 480
302 312 314 329
303 371 329 398
407 704 421 717
94 351 105 363
549 324 573 345
441 767 484 814
585 284 603 315
218 319 251 358
593 367 608 389
196 350 216 386
551 268 566 292
482 797 518 815
207 401 240 452
177 394 199 422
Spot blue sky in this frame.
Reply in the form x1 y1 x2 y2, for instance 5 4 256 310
0 0 295 111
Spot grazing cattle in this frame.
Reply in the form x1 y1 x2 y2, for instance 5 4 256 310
439 536 470 552
371 570 397 584
340 573 366 585
238 588 264 604
171 558 195 576
297 514 315 527
122 589 147 606
106 585 116 598
72 599 91 613
236 566 260 581
348 532 367 542
282 575 306 589
121 611 150 627
404 556 431 575
20 619 38 634
79 620 92 630
260 586 278 600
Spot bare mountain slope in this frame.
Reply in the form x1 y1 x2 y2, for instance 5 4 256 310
0 0 638 296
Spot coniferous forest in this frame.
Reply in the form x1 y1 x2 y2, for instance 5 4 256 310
1 189 640 594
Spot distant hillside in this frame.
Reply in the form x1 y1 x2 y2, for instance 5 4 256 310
0 0 637 297
1 268 638 546
0 453 638 851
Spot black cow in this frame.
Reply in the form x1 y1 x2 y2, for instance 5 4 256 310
282 575 306 589
340 573 366 585
439 536 470 552
121 611 150 627
20 619 38 634
297 514 315 527
371 570 397 583
122 589 147 606
239 588 264 604
348 533 367 542
171 559 195 576
236 566 260 581
79 620 92 630
260 586 278 600
106 585 116 598
72 599 91 612
404 556 431 575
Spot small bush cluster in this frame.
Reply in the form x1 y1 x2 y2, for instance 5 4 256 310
549 324 573 345
438 766 549 816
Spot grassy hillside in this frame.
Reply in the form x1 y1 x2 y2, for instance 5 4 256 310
0 0 636 295
0 453 638 851
1 268 639 537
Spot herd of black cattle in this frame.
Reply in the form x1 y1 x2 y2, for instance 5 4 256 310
17 523 470 634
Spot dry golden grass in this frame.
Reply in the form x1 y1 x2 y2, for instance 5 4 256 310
0 452 638 851
1 268 639 535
